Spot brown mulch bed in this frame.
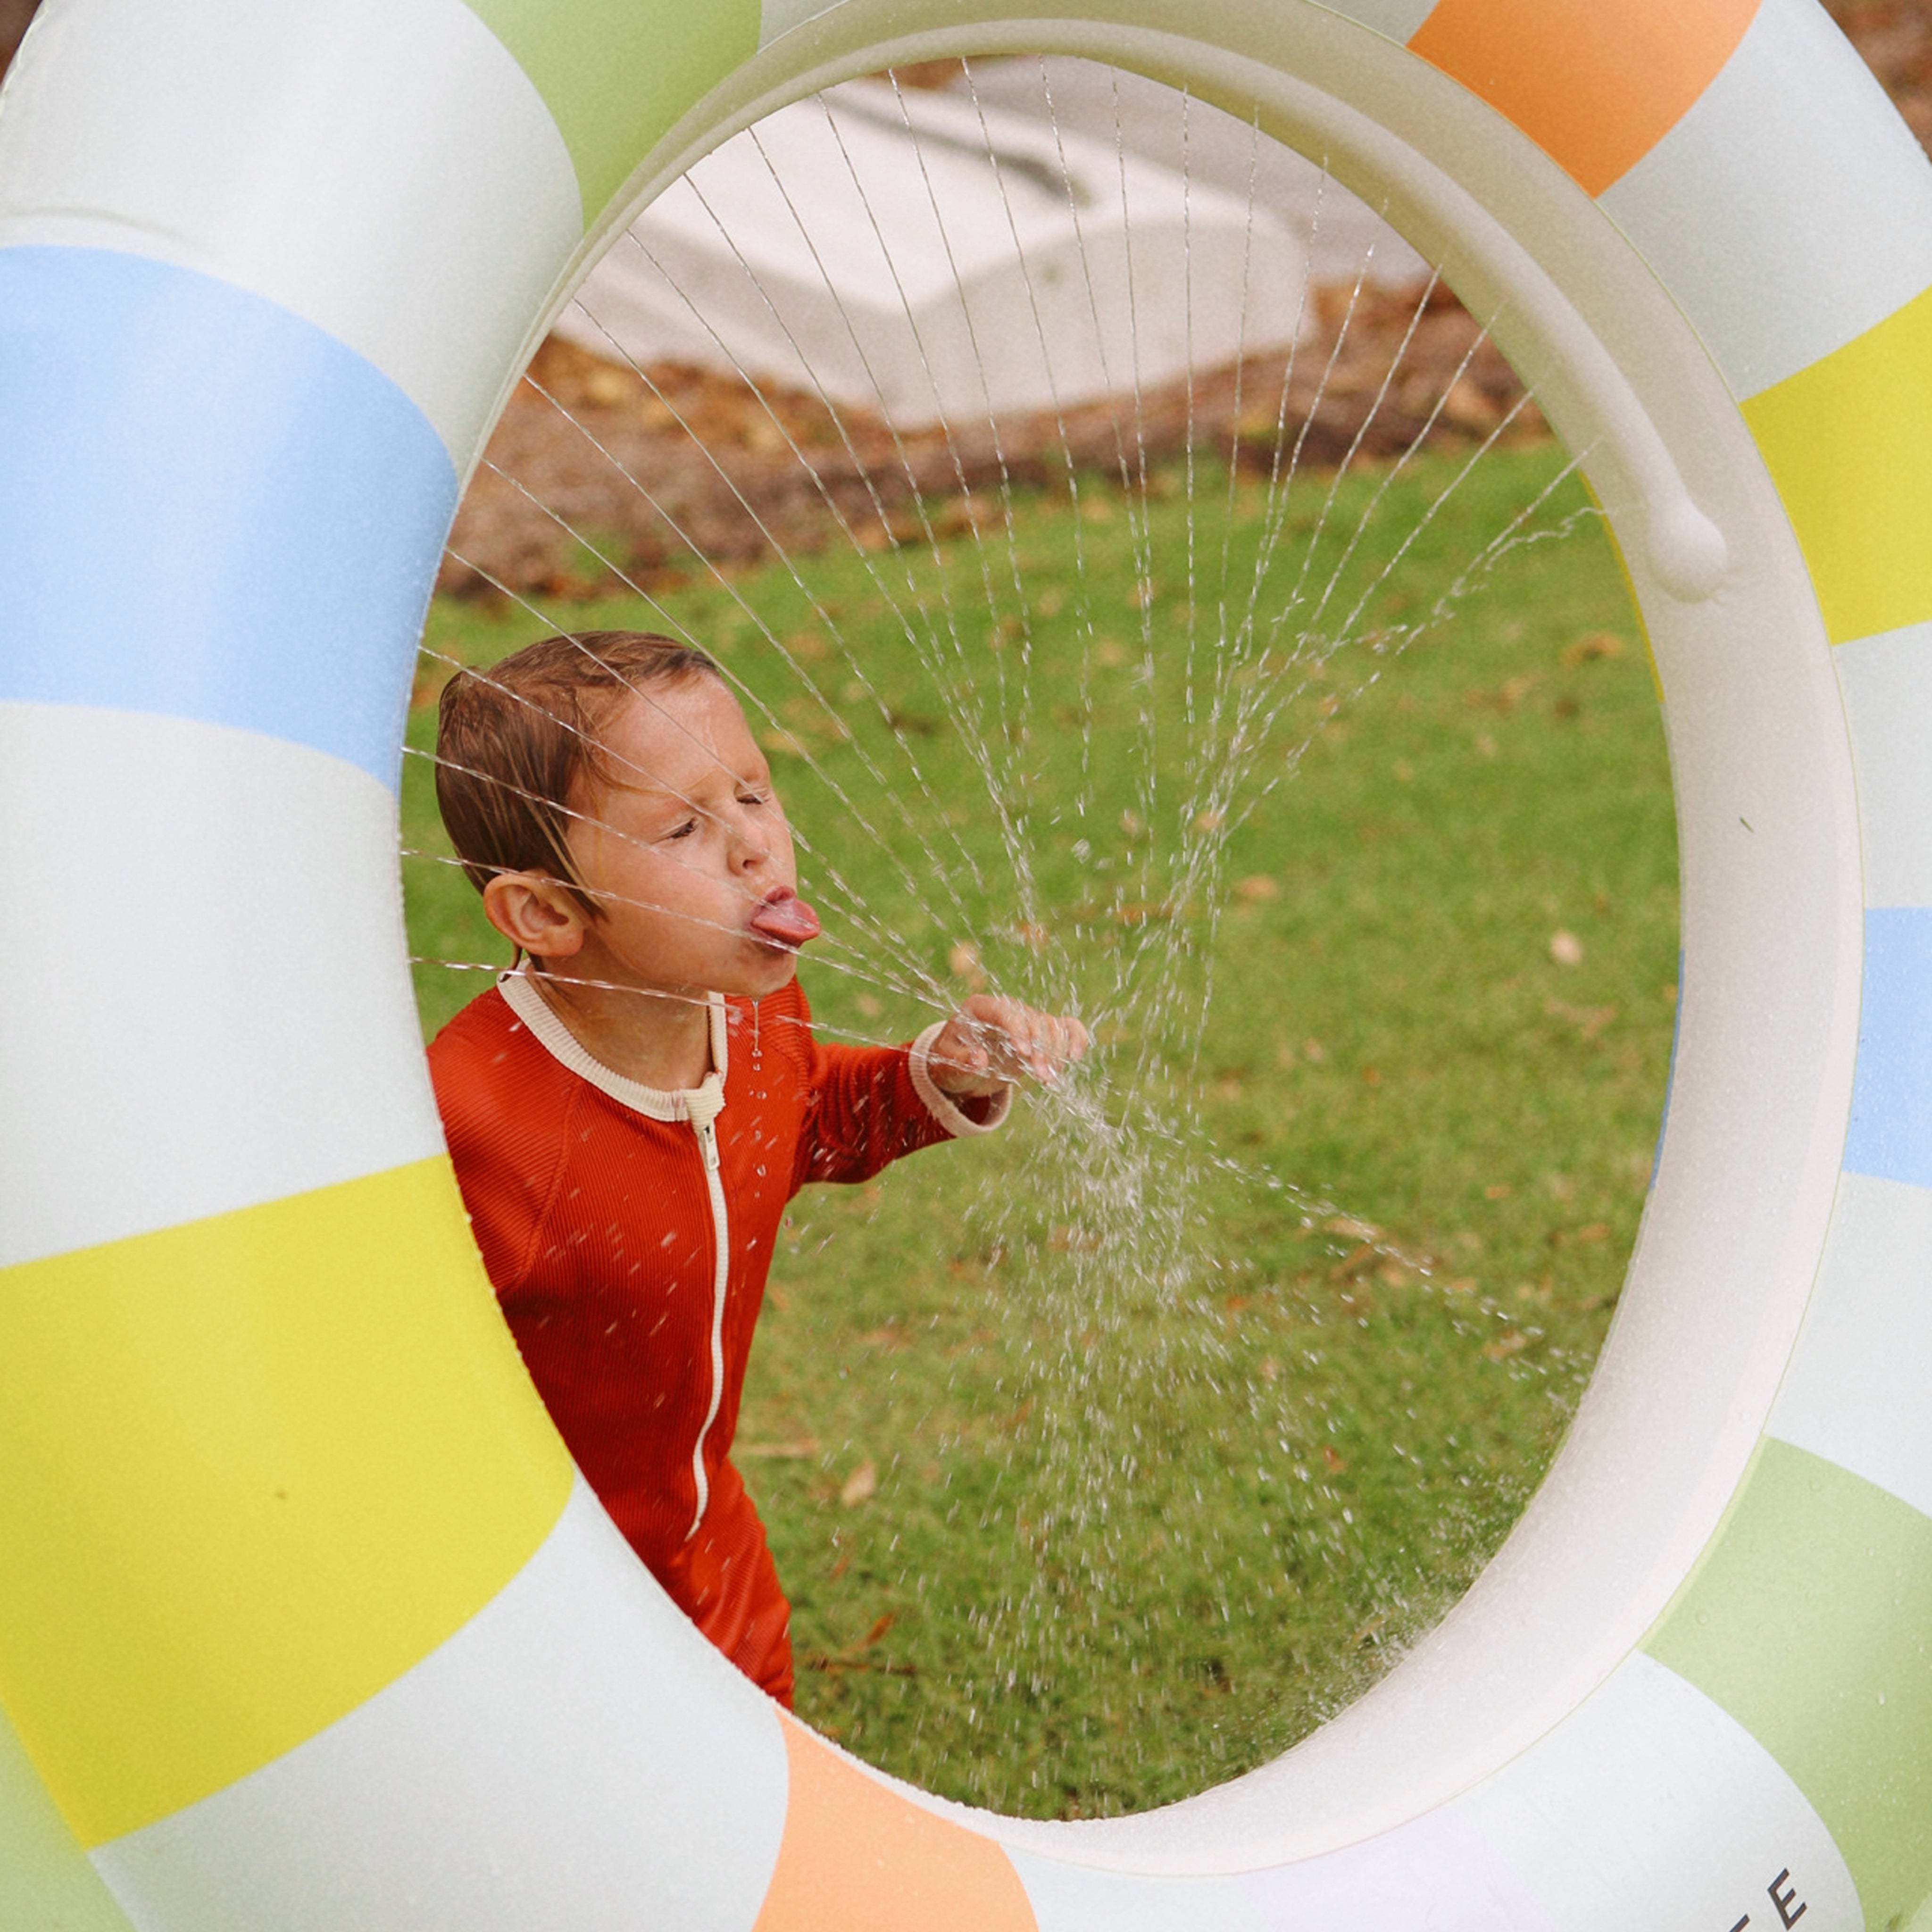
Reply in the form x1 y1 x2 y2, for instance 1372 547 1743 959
441 284 1543 601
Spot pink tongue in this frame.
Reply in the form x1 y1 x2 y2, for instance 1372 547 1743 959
749 894 821 947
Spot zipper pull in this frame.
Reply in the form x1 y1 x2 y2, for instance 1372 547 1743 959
696 1116 720 1174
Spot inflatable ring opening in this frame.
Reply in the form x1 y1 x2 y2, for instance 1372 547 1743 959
2 0 1931 1924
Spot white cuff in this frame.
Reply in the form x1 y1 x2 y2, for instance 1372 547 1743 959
909 1022 1011 1137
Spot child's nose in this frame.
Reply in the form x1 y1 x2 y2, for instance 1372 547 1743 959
729 813 770 865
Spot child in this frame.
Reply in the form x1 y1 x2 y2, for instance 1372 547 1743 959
429 630 1085 1705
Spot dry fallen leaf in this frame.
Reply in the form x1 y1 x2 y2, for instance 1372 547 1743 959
1322 1214 1379 1241
1562 631 1626 667
1549 929 1585 967
1331 1243 1379 1282
580 364 633 408
1546 998 1617 1041
840 1460 878 1507
1048 1223 1103 1254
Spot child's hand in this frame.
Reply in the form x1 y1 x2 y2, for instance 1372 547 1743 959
927 995 1089 1096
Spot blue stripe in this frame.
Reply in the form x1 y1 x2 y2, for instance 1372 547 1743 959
1845 907 1932 1188
0 247 456 788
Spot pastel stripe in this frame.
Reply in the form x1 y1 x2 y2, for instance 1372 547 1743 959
0 1161 572 1846
1836 623 1932 909
0 704 446 1268
753 1724 1036 1932
1407 0 1759 198
0 1709 134 1932
1844 908 1932 1188
1645 1438 1932 1928
1742 280 1932 646
0 0 582 465
0 247 452 788
93 1482 788 1932
1771 1170 1932 1526
464 0 761 223
1598 0 1932 399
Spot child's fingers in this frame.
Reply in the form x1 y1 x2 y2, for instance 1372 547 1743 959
954 997 1088 1083
1039 1014 1090 1069
926 1015 996 1093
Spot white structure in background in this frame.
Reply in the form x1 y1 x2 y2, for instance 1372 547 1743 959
958 56 1431 289
555 76 1312 429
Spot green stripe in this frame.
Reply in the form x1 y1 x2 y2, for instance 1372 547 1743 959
1645 1437 1932 1926
462 0 761 226
0 1709 130 1932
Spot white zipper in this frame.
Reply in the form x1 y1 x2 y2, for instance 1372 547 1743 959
495 974 735 1541
685 1082 729 1540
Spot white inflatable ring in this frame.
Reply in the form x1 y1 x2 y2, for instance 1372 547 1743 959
2 0 1930 1925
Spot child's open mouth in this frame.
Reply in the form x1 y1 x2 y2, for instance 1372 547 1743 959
747 887 821 949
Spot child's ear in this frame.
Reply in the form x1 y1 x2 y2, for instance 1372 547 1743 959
481 871 589 960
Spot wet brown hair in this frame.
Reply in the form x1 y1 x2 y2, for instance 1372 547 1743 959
434 630 721 917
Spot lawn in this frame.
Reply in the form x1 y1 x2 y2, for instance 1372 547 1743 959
403 438 1677 1817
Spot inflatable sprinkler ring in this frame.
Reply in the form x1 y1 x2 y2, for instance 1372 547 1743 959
2 0 1931 1924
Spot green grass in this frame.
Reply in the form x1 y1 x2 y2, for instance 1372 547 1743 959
403 441 1677 1818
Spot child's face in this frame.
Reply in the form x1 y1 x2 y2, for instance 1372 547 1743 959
562 675 809 1003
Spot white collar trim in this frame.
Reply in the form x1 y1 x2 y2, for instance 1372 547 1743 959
499 971 727 1123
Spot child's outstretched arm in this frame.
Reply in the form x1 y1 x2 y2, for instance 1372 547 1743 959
924 994 1089 1097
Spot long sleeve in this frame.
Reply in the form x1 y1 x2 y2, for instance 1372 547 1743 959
787 1015 1007 1192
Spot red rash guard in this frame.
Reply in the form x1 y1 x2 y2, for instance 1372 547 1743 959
428 973 998 1704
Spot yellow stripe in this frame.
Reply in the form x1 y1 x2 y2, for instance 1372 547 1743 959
0 1160 572 1847
1744 280 1932 645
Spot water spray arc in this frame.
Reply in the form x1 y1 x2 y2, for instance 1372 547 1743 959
1 0 1930 1925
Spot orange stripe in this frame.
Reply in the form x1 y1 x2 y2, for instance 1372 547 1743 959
752 1720 1036 1932
1408 0 1760 196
